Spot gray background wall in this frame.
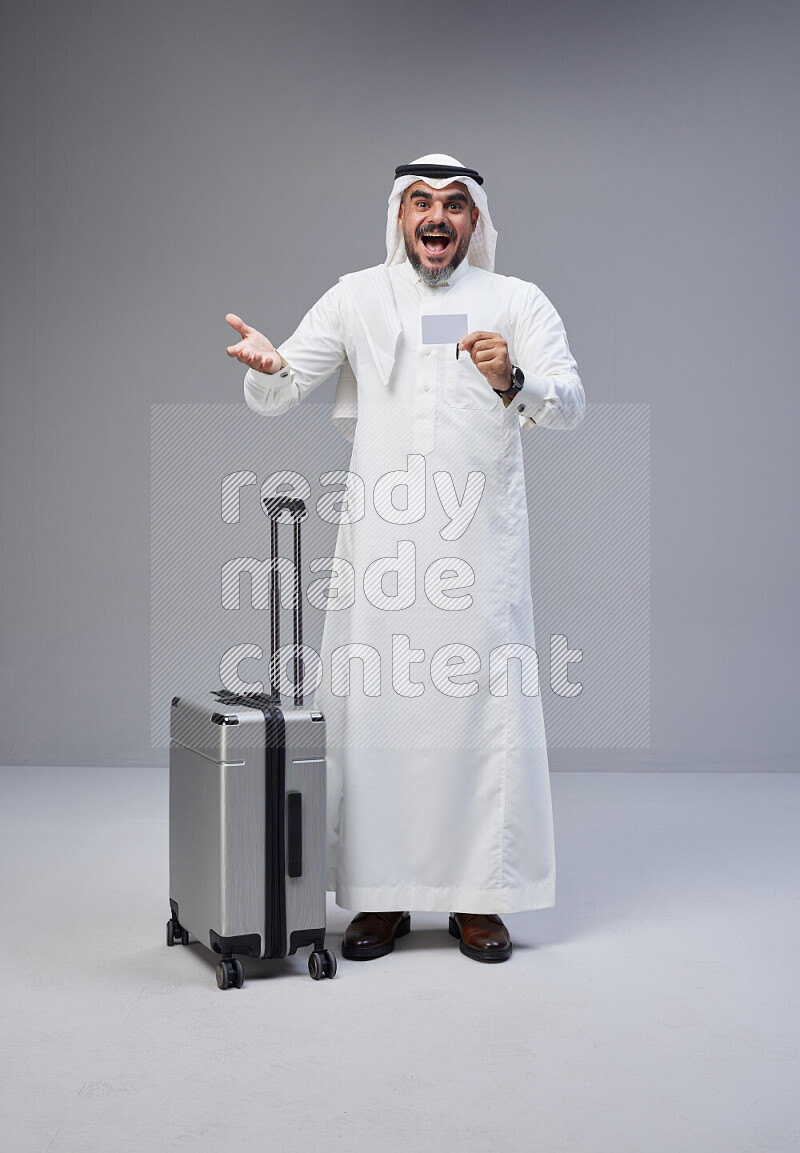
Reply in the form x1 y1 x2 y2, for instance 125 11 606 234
1 0 797 769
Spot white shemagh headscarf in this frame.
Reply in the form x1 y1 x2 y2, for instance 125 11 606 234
385 153 497 272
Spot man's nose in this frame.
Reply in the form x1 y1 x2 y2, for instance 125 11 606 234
428 201 445 222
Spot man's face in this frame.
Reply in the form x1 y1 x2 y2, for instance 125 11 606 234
398 180 479 286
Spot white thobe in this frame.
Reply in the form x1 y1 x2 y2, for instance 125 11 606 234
244 258 584 913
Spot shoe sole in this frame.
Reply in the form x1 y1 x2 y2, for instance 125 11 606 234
341 913 411 961
448 915 512 963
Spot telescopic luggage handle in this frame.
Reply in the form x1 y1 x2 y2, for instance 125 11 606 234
262 496 308 524
261 495 308 706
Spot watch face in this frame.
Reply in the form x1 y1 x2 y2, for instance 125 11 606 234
512 365 525 388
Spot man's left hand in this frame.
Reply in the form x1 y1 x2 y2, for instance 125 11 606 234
459 331 512 393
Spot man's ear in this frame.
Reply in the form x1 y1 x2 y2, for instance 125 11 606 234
472 205 480 233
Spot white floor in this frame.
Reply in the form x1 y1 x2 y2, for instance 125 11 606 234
0 768 797 1153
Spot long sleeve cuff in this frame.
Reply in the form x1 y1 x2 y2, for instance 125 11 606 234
503 372 550 420
243 362 296 415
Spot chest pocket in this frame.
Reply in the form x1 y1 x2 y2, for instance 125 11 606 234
444 354 500 411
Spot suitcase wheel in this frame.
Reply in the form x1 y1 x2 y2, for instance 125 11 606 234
216 959 245 990
308 949 337 981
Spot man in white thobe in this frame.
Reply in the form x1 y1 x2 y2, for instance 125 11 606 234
227 154 584 963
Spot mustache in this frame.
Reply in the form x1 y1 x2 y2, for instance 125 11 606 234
415 222 457 241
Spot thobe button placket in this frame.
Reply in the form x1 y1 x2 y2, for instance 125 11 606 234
413 352 437 453
412 282 443 456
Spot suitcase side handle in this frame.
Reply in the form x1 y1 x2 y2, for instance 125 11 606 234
286 790 303 877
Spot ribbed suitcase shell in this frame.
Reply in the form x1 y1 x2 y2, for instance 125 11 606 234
169 693 327 962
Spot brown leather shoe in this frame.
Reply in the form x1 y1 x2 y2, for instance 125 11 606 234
341 911 411 960
449 913 512 963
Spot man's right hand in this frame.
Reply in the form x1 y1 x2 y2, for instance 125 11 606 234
225 313 282 374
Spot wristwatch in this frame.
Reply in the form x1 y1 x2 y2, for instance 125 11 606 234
493 364 525 398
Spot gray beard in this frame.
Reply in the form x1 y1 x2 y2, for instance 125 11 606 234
405 233 471 286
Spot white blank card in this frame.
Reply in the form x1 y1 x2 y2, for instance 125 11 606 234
421 314 469 345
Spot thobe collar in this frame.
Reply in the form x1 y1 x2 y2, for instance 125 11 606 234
397 257 473 289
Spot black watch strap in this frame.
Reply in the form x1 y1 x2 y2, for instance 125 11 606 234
493 365 525 397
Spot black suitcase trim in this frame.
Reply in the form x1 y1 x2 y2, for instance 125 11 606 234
289 927 326 956
209 929 262 959
263 705 287 959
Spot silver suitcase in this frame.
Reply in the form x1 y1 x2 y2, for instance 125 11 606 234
167 497 335 987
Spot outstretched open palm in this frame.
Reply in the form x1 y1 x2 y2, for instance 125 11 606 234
225 313 282 374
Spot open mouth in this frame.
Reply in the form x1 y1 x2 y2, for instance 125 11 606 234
421 234 453 257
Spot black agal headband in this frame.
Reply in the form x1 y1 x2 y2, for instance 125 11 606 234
394 163 484 186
